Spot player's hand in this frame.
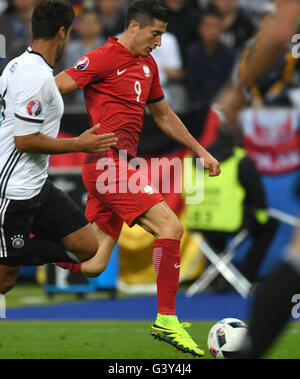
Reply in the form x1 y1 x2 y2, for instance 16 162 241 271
76 124 117 153
198 149 221 177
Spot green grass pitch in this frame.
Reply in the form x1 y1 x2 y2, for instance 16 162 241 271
0 320 298 359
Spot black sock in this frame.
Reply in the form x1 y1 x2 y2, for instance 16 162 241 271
241 262 300 359
22 237 79 266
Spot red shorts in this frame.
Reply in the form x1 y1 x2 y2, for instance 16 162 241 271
82 151 164 241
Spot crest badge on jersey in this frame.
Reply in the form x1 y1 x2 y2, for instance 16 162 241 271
27 100 42 117
74 56 90 70
143 65 151 78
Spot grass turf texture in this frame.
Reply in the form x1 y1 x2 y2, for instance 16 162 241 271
0 321 298 359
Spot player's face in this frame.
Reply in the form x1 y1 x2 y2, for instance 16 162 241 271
133 19 167 57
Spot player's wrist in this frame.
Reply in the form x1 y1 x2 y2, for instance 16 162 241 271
72 137 82 153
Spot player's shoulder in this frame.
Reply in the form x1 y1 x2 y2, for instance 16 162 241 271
86 38 118 59
2 51 53 87
75 39 117 70
17 58 54 98
19 52 53 81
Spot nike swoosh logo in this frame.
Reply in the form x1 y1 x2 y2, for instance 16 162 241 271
174 263 181 269
117 69 127 76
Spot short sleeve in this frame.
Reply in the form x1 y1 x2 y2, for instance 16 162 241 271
14 75 53 136
147 57 165 104
65 48 110 89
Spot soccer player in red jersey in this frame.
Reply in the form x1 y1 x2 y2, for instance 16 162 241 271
55 0 220 358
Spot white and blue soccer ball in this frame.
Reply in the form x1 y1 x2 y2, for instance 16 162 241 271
207 318 248 359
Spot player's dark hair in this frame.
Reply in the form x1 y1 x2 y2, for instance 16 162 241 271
125 0 168 29
32 0 75 40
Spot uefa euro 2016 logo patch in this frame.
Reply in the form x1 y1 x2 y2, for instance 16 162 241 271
74 56 90 70
27 100 42 117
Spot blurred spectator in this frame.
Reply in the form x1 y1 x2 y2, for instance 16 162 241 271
63 10 106 103
209 0 256 51
151 31 185 111
0 0 7 15
164 0 199 65
0 0 36 72
236 13 297 107
119 0 132 12
186 10 235 110
97 0 124 40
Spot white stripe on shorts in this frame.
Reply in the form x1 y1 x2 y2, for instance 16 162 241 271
0 198 10 258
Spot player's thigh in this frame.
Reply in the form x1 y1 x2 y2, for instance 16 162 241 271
83 158 164 232
32 180 93 258
136 200 184 240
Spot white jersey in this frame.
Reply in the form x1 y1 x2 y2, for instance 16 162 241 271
0 48 64 200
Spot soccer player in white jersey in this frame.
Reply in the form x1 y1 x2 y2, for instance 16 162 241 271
218 0 300 359
0 0 117 294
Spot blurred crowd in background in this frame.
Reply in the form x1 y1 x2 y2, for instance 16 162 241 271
1 0 300 113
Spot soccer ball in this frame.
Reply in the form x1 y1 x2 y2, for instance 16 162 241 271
207 318 248 359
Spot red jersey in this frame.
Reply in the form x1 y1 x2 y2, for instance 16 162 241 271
65 37 165 158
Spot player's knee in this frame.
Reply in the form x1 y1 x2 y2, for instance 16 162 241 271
158 218 184 240
171 220 184 240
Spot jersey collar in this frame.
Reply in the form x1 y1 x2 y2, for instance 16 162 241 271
26 47 54 72
108 37 142 60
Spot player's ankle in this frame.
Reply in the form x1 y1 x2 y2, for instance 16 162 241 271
156 313 179 327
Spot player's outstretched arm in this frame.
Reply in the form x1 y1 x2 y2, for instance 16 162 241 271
55 71 79 94
218 0 300 125
237 0 300 90
148 98 221 177
14 125 117 154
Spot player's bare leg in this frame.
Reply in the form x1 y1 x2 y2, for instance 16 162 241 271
57 223 116 277
56 223 99 274
137 201 204 358
57 199 204 357
61 223 99 262
80 223 116 277
0 265 20 295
